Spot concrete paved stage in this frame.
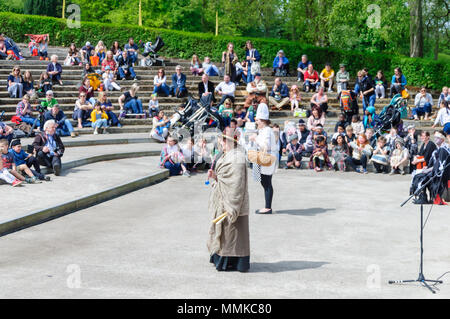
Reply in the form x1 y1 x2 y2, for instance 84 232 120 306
0 143 162 223
1 169 449 298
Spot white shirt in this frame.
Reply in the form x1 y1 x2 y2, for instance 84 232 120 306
255 126 278 175
414 93 433 108
154 75 166 85
434 108 450 126
215 81 236 96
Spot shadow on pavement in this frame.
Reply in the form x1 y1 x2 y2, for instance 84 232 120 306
250 260 329 273
275 207 335 216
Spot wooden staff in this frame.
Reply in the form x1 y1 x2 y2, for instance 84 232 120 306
212 212 228 224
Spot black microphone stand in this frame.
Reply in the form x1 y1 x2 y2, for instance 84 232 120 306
389 162 450 293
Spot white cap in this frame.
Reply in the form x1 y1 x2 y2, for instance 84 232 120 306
255 103 269 120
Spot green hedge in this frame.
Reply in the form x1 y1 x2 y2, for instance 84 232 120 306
1 12 449 89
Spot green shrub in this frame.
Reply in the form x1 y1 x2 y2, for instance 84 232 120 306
0 12 448 89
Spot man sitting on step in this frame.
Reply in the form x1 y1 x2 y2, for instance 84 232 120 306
244 73 267 108
32 120 65 176
269 77 289 110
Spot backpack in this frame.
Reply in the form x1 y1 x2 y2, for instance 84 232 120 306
340 90 353 112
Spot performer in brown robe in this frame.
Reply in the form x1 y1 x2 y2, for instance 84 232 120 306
207 131 250 272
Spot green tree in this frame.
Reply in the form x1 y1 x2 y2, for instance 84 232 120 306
24 0 58 16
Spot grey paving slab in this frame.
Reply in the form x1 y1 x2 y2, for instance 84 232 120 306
0 169 449 298
0 156 162 223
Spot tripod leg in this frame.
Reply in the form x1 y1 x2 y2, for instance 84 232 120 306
388 279 417 284
421 280 436 294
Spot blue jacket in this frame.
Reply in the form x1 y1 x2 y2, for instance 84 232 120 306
273 56 289 69
44 110 67 126
391 74 407 86
46 62 62 74
171 73 186 89
245 49 261 65
270 83 289 98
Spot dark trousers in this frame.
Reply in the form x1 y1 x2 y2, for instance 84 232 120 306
314 157 325 169
373 162 389 173
37 151 62 169
49 73 61 83
218 95 235 106
106 111 119 126
345 155 368 170
287 152 302 166
260 174 273 209
26 156 46 179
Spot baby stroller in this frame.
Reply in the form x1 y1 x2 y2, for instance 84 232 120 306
374 94 408 136
170 95 225 141
139 36 165 67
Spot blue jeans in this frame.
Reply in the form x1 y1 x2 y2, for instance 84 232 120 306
88 97 96 106
412 103 432 117
5 43 23 59
92 119 108 129
354 83 360 95
164 161 182 176
105 111 119 126
128 52 137 64
170 85 187 97
153 83 171 96
304 80 319 92
72 109 92 126
20 115 40 128
118 66 136 79
444 122 450 134
205 65 219 76
57 119 74 136
247 69 254 83
97 52 106 63
124 99 143 114
362 94 376 113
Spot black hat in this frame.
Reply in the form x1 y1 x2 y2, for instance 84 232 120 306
298 119 306 125
11 139 21 147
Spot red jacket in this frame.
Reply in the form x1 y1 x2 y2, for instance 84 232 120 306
304 70 319 82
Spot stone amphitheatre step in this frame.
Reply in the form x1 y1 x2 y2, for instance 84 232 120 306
0 46 441 134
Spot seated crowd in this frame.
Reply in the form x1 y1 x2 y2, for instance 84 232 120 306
1 36 449 183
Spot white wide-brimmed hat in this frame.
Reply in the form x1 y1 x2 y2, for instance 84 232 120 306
255 103 269 120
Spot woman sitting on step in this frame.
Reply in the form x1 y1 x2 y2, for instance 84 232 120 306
73 92 93 129
118 83 144 119
7 66 24 98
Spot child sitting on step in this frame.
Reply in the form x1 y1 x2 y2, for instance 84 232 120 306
148 93 159 118
370 136 389 173
90 102 109 135
285 134 303 169
351 114 364 136
0 140 23 187
38 72 52 97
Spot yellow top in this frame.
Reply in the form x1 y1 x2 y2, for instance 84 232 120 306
91 109 108 123
321 68 335 80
